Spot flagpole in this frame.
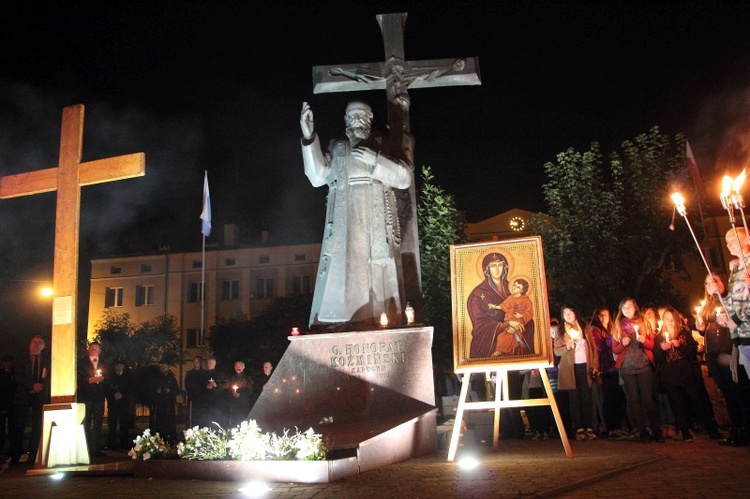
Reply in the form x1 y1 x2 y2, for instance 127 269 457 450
201 232 206 348
200 171 212 349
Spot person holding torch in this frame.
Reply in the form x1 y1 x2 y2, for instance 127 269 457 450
719 228 750 445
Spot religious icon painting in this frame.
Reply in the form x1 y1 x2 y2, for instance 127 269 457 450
450 237 552 371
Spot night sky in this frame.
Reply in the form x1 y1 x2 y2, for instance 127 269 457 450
2 1 750 342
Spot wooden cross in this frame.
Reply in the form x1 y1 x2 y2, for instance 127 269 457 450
312 12 481 316
0 104 145 403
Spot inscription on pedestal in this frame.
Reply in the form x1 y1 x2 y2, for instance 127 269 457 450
330 341 406 378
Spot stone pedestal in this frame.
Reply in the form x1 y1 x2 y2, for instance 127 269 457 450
249 326 436 474
36 402 89 468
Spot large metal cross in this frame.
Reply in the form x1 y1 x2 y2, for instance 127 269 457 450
0 104 145 403
312 12 481 316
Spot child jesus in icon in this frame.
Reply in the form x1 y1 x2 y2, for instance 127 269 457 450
489 278 534 356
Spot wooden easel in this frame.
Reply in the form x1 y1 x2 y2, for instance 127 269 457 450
446 364 573 461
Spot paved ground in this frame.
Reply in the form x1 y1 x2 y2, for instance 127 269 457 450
1 430 747 498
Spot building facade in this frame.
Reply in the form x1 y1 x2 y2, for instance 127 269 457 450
87 242 321 383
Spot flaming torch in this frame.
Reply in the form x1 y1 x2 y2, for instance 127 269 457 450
671 192 730 316
720 170 750 271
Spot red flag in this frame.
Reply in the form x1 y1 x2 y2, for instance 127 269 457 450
686 139 701 188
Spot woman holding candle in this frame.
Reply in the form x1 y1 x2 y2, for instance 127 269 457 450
554 305 599 441
654 306 721 442
611 297 661 443
590 307 628 438
696 271 749 445
644 305 673 440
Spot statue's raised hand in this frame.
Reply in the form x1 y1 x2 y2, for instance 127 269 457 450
300 102 314 140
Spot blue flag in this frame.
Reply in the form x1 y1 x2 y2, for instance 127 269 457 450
200 171 211 237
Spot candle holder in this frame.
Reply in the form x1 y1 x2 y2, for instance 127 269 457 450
405 302 415 325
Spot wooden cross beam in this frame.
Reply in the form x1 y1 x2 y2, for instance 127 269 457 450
0 104 145 402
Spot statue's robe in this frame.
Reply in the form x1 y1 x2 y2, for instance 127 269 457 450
302 132 412 327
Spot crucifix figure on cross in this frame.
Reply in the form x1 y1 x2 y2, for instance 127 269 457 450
0 104 144 467
309 12 481 326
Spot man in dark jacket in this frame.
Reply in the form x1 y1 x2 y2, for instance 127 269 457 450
150 359 179 440
77 342 106 456
10 336 49 465
106 358 133 450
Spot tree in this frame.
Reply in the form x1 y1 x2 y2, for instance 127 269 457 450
208 294 313 372
91 309 135 366
130 314 181 368
418 165 466 366
530 127 694 315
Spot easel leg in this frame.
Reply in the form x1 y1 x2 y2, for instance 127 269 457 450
447 372 472 462
493 370 502 450
540 368 573 458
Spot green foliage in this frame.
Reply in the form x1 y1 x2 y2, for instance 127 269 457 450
92 310 180 369
529 127 693 314
208 294 313 369
417 165 466 365
131 314 181 368
92 309 135 365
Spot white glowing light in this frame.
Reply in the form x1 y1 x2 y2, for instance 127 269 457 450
50 472 65 480
457 456 480 470
238 480 272 497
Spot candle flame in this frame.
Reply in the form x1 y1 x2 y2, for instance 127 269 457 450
671 192 685 207
722 175 734 197
380 311 389 327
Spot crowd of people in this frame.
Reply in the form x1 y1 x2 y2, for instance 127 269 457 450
437 227 750 448
0 343 274 465
524 228 750 446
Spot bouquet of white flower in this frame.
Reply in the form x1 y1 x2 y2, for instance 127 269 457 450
128 429 172 460
176 425 228 460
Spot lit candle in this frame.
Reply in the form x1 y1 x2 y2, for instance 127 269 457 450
380 311 388 327
695 305 701 316
634 325 639 338
291 327 300 336
657 320 663 332
716 307 722 319
664 332 670 343
232 385 238 393
405 302 415 325
96 369 102 377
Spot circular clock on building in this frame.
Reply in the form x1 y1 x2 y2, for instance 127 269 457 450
509 216 525 231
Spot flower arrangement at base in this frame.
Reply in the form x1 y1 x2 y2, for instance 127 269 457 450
226 420 270 461
293 427 326 461
227 420 326 461
130 420 327 462
128 429 173 460
176 424 228 460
